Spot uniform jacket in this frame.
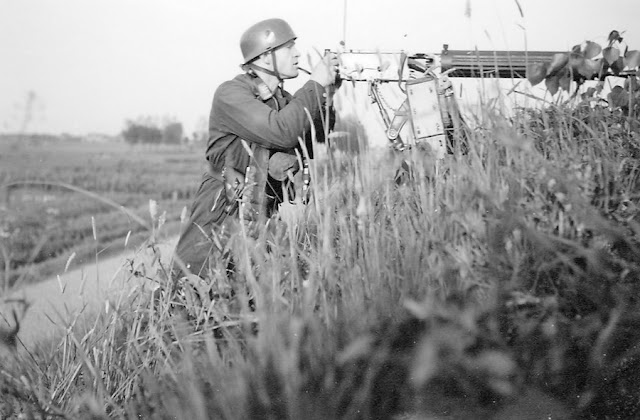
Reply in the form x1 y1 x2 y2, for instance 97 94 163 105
206 73 328 176
174 73 331 276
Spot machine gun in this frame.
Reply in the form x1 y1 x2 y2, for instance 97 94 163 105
333 41 639 157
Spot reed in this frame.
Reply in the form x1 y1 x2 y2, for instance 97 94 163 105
2 94 640 419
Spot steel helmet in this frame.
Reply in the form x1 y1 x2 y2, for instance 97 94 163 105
240 18 296 64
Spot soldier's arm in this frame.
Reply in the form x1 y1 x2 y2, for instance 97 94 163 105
214 79 327 150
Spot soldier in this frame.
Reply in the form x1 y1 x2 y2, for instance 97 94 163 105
174 18 339 277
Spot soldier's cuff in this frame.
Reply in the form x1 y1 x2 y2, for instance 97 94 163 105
268 152 300 181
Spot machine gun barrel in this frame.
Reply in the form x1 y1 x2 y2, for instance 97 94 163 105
440 44 638 79
440 45 563 79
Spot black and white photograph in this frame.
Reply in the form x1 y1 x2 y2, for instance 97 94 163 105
1 1 640 418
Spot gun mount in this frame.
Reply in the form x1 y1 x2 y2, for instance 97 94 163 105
336 50 465 158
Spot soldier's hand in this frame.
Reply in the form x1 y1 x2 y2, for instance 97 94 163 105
310 52 339 88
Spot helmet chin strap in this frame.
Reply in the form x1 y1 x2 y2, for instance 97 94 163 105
270 50 283 87
244 50 284 89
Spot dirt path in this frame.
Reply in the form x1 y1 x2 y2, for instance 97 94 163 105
0 237 178 348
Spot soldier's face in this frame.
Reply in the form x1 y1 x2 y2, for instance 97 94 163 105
273 41 300 79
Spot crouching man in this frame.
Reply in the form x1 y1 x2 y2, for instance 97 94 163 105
174 18 339 278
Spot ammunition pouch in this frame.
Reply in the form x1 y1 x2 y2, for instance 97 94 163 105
221 165 246 215
218 143 303 221
240 143 270 223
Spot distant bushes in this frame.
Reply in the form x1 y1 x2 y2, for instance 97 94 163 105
122 117 184 145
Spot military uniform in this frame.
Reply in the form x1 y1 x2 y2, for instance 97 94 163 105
174 72 331 276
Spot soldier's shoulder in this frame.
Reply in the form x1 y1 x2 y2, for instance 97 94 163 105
218 74 253 90
215 74 256 99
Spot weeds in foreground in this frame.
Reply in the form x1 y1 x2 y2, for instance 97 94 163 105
1 102 640 419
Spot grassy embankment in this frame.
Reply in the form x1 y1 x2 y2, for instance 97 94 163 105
1 94 640 419
0 138 205 288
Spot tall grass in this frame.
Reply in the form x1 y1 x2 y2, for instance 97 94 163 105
2 99 640 419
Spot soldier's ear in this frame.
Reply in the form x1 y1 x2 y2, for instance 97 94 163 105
260 51 273 65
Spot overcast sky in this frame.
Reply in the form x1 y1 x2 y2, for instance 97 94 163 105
1 0 638 136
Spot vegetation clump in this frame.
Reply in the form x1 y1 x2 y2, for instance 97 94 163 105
2 90 640 419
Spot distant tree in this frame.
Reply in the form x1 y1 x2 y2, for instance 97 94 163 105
121 116 187 145
121 119 163 145
162 122 183 144
120 121 139 144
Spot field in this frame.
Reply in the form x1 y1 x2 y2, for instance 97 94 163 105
0 138 206 288
1 98 640 419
